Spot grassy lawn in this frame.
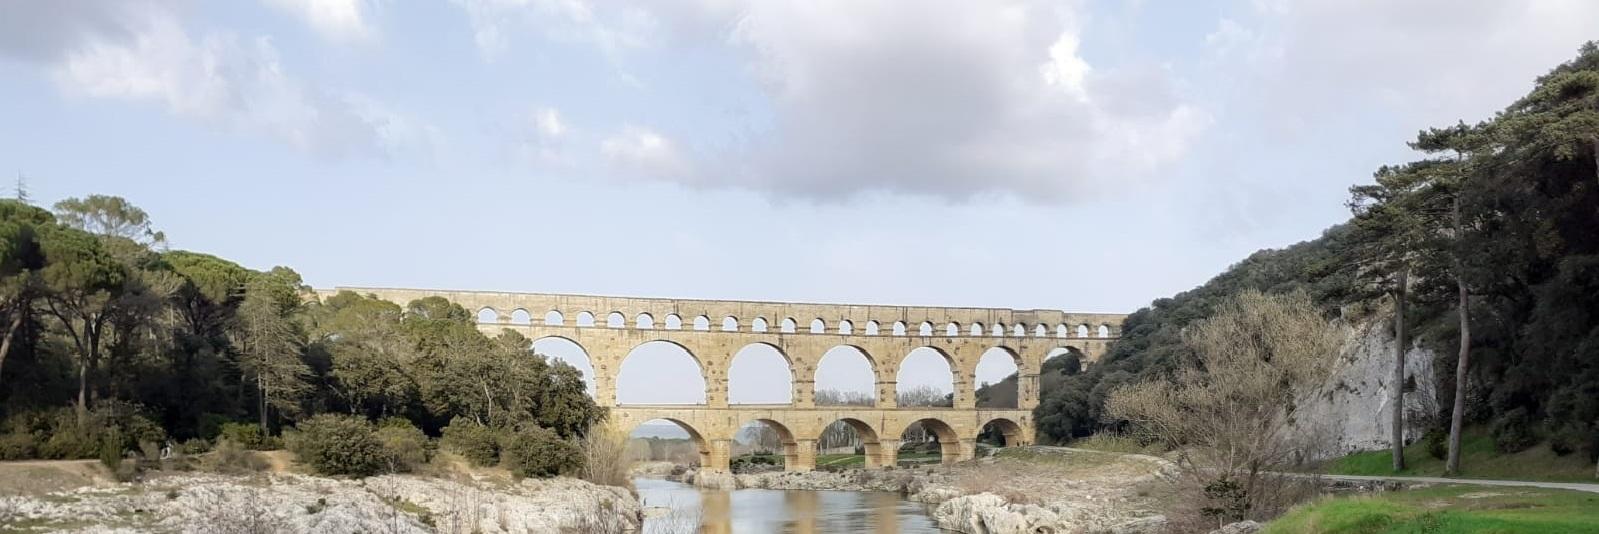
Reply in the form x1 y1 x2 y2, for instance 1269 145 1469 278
1325 428 1597 483
1263 484 1599 534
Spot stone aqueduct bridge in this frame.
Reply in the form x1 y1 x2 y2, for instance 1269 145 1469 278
326 287 1125 472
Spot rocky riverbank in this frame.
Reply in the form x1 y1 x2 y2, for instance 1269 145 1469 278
675 447 1177 534
0 469 640 533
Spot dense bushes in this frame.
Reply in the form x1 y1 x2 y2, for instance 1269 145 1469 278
0 405 167 461
502 426 581 478
375 418 431 471
287 414 390 477
441 418 503 467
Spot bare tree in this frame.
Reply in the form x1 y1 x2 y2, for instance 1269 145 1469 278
1107 289 1346 526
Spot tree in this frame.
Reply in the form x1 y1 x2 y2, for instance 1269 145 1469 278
233 269 311 431
896 384 952 407
36 225 126 425
1107 290 1345 524
0 200 51 383
51 195 166 248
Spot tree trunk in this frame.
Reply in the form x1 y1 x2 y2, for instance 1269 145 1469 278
1446 198 1471 476
1391 270 1409 472
0 308 22 385
258 373 269 433
77 356 90 427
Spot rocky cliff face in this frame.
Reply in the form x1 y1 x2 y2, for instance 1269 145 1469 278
1298 314 1438 458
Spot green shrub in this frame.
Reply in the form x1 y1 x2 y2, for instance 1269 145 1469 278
441 418 502 467
1424 429 1448 460
0 432 38 460
375 418 430 472
501 426 581 478
288 414 388 477
204 438 268 474
1490 408 1538 454
178 438 213 456
99 428 124 470
218 423 266 450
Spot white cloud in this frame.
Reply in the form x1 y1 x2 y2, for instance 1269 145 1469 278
517 106 569 166
600 125 691 179
262 0 378 44
707 1 1207 202
38 6 428 159
448 0 653 62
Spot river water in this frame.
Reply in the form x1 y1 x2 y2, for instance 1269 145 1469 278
634 477 943 533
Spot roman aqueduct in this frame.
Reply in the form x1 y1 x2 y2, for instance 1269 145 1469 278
324 287 1125 473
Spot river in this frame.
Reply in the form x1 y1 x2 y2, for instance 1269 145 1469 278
634 477 943 533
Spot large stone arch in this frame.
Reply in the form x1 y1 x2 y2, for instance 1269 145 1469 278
615 340 708 406
621 416 711 468
979 416 1027 447
809 344 879 408
530 335 597 398
815 417 887 469
896 346 961 408
891 416 965 465
735 417 802 470
727 342 794 405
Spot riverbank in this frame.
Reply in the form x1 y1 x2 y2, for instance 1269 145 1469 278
673 446 1177 533
0 458 641 533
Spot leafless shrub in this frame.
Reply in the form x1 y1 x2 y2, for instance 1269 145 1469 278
201 438 269 474
579 420 633 488
1106 290 1346 530
189 483 290 534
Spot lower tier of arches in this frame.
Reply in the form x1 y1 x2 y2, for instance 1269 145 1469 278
612 406 1033 473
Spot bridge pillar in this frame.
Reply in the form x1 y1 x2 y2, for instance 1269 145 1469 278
876 381 898 409
706 378 729 408
594 375 616 408
952 438 977 463
706 438 734 473
1018 373 1041 410
953 376 975 409
788 439 816 472
792 379 814 408
876 439 901 468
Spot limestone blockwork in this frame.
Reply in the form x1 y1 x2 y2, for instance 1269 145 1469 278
323 287 1124 472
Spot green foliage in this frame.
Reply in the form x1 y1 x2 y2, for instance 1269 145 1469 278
500 426 581 478
0 432 38 460
1262 484 1599 534
1326 426 1597 483
440 418 502 467
287 414 388 477
374 418 430 472
218 423 266 450
1489 407 1538 454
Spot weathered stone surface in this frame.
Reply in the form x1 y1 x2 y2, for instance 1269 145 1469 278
1210 520 1262 534
934 493 1063 534
0 472 639 533
1297 315 1437 459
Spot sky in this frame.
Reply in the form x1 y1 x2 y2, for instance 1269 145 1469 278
3 0 1596 416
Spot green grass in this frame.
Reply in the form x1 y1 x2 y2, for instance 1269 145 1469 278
1325 428 1598 483
1263 484 1599 534
810 452 941 468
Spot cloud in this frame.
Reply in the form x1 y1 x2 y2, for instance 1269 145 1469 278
448 0 654 62
6 2 430 160
516 106 570 166
600 125 691 179
262 0 378 44
1228 0 1599 128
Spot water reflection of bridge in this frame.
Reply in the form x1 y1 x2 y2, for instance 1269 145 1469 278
326 287 1124 472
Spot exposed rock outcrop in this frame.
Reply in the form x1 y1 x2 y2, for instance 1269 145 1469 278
1298 314 1438 458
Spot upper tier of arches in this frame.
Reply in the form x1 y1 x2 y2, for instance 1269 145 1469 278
326 287 1125 340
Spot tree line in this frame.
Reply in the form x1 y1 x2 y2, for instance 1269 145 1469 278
1031 43 1599 473
0 195 601 461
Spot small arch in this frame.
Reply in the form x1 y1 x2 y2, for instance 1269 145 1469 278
892 321 907 336
543 310 564 326
1097 324 1110 338
979 417 1026 448
865 320 880 336
1034 324 1047 337
991 323 1005 337
752 317 769 333
509 309 531 325
575 311 596 327
897 347 954 407
918 321 933 336
476 307 499 324
1077 324 1090 338
838 320 853 335
781 317 797 333
665 313 683 330
1012 324 1026 337
896 417 961 465
945 322 959 336
1055 324 1068 338
809 318 825 334
722 316 739 332
970 323 984 336
606 311 625 328
693 315 711 331
531 335 595 397
635 313 655 329
816 417 884 468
